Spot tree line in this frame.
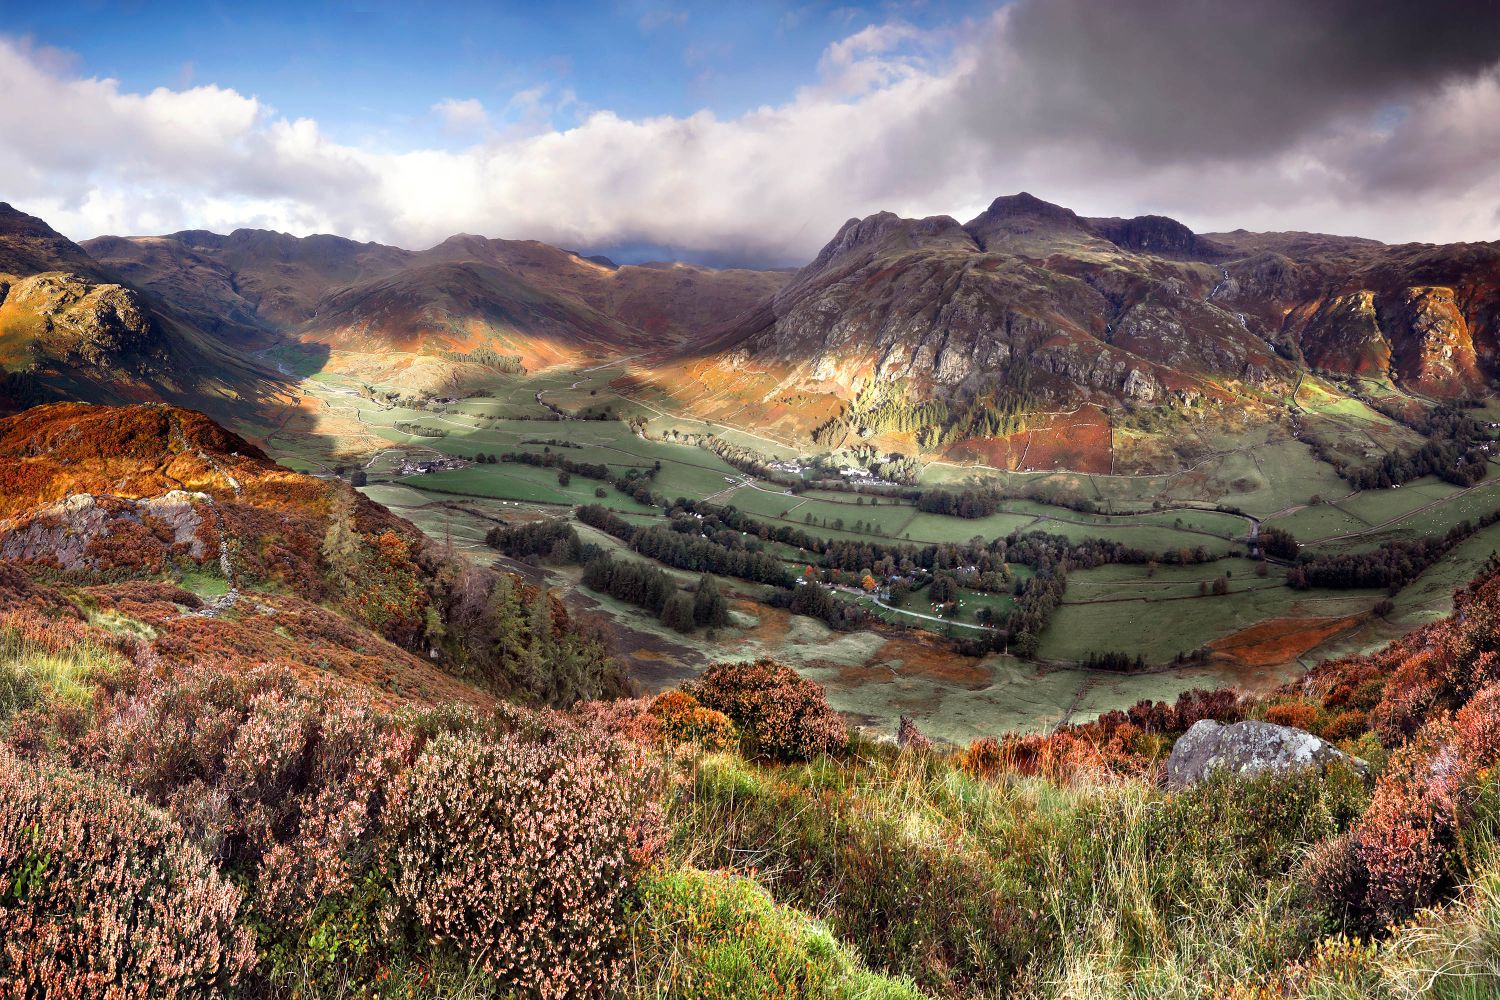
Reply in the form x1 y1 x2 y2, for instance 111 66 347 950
581 556 729 632
1288 511 1500 591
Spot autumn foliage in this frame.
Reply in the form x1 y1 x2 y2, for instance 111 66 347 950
692 658 848 761
648 690 738 751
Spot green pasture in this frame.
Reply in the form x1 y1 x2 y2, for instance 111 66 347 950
1036 576 1374 664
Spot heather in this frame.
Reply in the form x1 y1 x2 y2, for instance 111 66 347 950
6 598 1500 998
0 749 254 996
10 409 1500 996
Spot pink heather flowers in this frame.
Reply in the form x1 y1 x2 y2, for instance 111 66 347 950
0 749 255 995
393 728 642 998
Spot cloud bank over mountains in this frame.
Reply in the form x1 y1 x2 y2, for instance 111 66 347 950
4 0 1499 265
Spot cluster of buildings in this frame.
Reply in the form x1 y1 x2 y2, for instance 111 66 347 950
396 456 469 476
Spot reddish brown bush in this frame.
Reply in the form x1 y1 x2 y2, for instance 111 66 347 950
1172 687 1243 728
691 658 847 761
0 750 254 995
959 735 1005 778
392 728 646 998
1320 709 1369 743
1264 700 1325 732
1326 684 1500 929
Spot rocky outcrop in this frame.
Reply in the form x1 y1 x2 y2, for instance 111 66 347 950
0 273 158 366
1389 285 1481 396
0 491 210 572
1297 290 1391 377
707 194 1323 414
1166 719 1368 791
1087 214 1230 261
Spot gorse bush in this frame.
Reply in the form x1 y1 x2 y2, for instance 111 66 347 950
692 658 847 761
649 690 738 752
0 750 254 996
393 728 648 998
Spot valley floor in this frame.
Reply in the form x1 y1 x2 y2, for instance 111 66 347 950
237 348 1500 742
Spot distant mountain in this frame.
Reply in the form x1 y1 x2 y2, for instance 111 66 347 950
642 193 1499 446
0 204 283 418
84 227 790 377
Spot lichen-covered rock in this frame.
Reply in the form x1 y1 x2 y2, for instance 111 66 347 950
1165 719 1367 791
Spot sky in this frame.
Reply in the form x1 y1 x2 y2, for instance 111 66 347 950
2 0 1499 266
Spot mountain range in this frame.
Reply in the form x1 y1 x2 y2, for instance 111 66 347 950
3 193 1497 444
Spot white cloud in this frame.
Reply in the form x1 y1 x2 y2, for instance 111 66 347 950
1 3 1498 266
432 97 489 132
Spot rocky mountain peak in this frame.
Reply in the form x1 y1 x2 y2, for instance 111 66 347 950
1087 213 1228 260
962 192 1099 252
805 212 974 275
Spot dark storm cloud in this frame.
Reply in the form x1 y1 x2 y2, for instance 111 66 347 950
979 0 1500 161
4 1 1500 261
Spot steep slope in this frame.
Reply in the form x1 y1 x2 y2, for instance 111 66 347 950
647 194 1499 450
421 234 790 343
0 205 284 419
0 202 110 279
648 195 1284 448
83 228 410 344
0 401 620 708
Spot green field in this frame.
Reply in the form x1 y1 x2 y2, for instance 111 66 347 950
248 357 1500 739
1037 579 1373 664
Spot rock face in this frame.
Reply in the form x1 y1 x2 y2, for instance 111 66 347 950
1393 285 1480 396
0 491 210 572
712 193 1294 409
677 194 1500 434
1165 719 1368 791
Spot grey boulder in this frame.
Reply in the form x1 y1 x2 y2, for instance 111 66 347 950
1165 719 1368 791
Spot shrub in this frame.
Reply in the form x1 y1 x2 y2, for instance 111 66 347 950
573 695 664 747
0 750 254 995
392 728 644 998
1264 699 1325 732
628 866 926 999
896 715 933 752
692 658 847 761
91 663 412 931
1316 686 1500 932
649 690 737 752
